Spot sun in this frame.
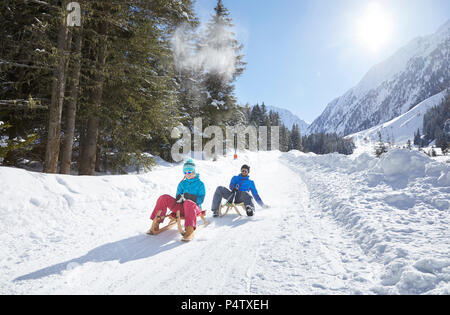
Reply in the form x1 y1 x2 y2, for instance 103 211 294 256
357 2 392 52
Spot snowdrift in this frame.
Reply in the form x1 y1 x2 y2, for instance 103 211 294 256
282 149 449 294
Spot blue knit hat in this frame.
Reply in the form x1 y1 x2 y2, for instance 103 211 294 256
183 159 196 173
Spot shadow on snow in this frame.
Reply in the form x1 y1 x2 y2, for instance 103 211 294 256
14 213 261 282
14 231 183 282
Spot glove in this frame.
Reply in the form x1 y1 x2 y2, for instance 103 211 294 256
183 193 197 203
176 194 185 203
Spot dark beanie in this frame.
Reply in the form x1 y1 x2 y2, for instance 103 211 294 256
241 164 250 172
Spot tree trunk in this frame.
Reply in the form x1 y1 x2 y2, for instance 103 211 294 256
44 1 69 173
78 22 108 176
60 27 82 174
79 117 100 175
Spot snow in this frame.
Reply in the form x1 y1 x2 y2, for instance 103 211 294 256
282 148 449 294
0 149 449 294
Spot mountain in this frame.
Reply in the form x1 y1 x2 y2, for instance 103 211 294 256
264 105 310 134
347 89 448 145
308 19 450 136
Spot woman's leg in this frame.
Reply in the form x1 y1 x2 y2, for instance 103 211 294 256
182 200 202 229
150 194 177 221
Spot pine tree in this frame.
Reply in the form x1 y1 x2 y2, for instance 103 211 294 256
198 0 246 127
90 0 196 172
260 103 268 126
441 136 448 155
406 139 412 150
1 0 199 172
375 131 388 158
421 90 450 150
414 128 421 146
279 125 290 152
289 124 302 151
0 0 62 167
0 122 38 166
44 0 71 173
60 26 83 174
172 18 202 130
250 104 261 126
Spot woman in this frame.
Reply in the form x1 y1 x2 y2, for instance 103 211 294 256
148 159 205 240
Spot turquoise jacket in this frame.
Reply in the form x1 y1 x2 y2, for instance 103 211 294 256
176 174 206 208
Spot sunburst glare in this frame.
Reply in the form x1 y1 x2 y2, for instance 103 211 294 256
357 2 393 52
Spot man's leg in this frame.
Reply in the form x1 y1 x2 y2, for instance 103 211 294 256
235 191 255 216
211 186 232 216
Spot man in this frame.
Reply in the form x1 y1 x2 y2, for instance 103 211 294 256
211 164 268 217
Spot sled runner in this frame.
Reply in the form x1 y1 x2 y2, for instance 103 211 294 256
147 210 210 241
218 201 244 217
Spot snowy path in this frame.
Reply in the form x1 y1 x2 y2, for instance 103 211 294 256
245 157 380 294
1 152 385 294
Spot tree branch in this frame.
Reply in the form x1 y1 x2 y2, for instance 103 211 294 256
0 99 48 109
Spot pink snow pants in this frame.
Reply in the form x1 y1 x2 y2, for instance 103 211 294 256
150 194 202 229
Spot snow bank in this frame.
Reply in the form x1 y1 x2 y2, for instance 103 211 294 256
368 149 449 189
282 148 450 294
375 149 428 178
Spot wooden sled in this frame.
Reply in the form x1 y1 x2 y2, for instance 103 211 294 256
218 202 245 217
147 210 210 239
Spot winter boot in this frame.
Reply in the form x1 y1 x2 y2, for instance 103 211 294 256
147 221 160 235
182 226 195 241
246 205 254 217
212 209 219 217
147 213 163 235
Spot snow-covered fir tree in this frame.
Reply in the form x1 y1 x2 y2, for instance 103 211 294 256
198 0 246 126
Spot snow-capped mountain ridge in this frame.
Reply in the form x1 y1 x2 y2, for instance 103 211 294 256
347 89 448 145
308 19 450 136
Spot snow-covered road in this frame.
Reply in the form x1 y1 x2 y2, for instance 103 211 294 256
1 150 448 294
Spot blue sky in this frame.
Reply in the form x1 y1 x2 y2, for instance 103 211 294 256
194 0 450 123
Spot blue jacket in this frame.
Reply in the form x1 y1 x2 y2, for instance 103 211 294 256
229 174 264 207
176 174 206 208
